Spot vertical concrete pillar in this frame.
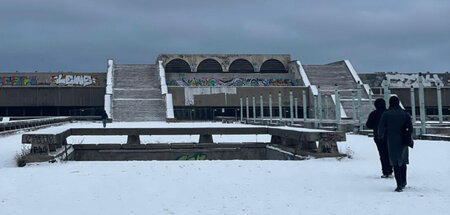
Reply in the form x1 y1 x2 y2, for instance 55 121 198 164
246 96 249 120
303 90 307 121
410 86 416 122
357 82 363 131
382 79 390 109
269 93 273 124
352 92 356 120
437 82 443 124
324 96 329 120
368 89 373 111
252 96 256 123
294 98 298 119
318 86 322 125
289 91 294 124
278 92 282 121
260 95 264 119
419 74 426 134
335 84 341 131
313 95 318 128
240 97 243 122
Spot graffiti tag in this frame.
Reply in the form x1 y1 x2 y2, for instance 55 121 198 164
52 74 98 86
167 77 296 87
0 76 37 86
175 153 207 160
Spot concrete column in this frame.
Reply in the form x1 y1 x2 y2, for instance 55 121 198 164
318 87 322 125
269 93 273 124
294 98 298 119
382 79 390 109
314 95 318 128
368 89 373 111
352 92 356 120
437 82 443 124
303 90 307 121
335 85 341 131
357 82 363 131
240 97 243 122
252 96 256 123
246 96 249 120
289 91 294 124
278 92 282 120
419 74 426 134
410 86 416 122
324 96 329 120
260 95 264 119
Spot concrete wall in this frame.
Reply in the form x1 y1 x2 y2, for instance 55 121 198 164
386 88 450 107
168 86 310 107
0 87 105 107
0 72 106 87
360 72 449 87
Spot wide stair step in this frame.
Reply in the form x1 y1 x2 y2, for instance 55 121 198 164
111 63 166 121
114 88 162 99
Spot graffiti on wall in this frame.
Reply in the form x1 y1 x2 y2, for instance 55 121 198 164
175 153 207 160
51 74 98 86
0 76 37 86
167 77 296 87
386 73 444 88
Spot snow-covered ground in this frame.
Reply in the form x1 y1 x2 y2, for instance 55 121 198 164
0 122 449 215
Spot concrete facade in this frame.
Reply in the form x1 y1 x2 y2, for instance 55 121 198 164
157 54 291 73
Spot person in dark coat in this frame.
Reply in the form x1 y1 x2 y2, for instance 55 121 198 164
101 110 109 128
377 96 413 192
366 99 393 178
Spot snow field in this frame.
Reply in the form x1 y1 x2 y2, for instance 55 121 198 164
0 122 449 214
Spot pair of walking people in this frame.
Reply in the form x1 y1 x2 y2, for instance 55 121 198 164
366 96 413 192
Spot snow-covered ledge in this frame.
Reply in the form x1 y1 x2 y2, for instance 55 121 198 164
159 60 174 119
296 60 318 96
344 60 371 96
104 59 114 119
331 95 348 118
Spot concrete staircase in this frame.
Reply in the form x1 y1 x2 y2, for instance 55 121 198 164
112 64 166 121
302 61 371 119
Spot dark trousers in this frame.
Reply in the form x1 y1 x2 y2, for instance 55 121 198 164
102 119 107 128
393 165 407 188
375 139 393 175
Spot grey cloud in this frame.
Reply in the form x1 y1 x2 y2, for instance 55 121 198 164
0 0 449 73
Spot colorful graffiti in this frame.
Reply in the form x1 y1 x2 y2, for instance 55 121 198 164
0 76 37 86
175 153 207 160
167 77 296 87
51 74 98 86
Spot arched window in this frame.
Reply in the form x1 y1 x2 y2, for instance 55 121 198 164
260 59 287 73
165 59 191 73
228 59 254 73
197 59 223 73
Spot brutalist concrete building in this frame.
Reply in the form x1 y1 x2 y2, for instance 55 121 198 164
0 54 448 121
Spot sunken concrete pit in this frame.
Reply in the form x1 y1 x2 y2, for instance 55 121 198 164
22 125 347 163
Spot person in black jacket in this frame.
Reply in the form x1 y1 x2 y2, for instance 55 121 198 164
101 110 109 128
366 99 393 178
377 96 413 192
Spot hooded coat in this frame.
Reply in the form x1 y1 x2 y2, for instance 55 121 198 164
377 100 412 166
366 99 386 141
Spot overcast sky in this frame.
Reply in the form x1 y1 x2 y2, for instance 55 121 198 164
0 0 449 73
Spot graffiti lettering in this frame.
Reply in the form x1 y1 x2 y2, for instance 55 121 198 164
52 74 98 86
167 78 296 87
0 76 37 86
175 153 207 160
386 73 444 88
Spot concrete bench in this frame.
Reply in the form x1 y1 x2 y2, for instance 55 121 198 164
22 126 346 162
